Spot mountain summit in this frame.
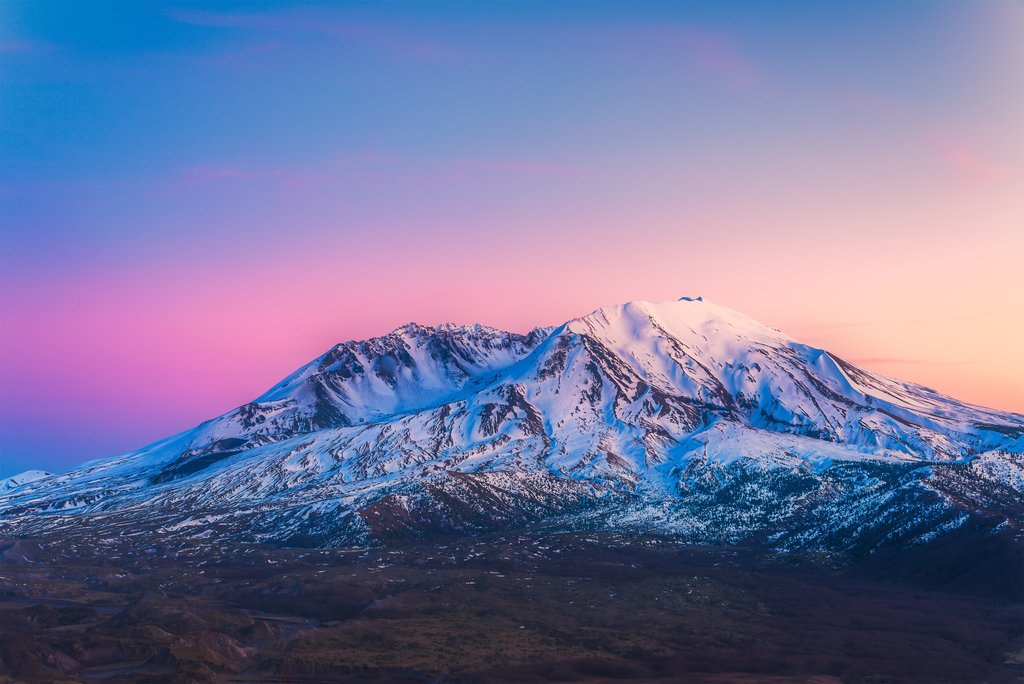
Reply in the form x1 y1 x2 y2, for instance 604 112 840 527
2 299 1021 550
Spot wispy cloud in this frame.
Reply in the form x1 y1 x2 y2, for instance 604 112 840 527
567 25 763 91
167 9 262 30
3 153 605 203
173 164 333 197
792 310 996 336
166 154 598 196
448 159 593 178
335 153 404 166
180 165 286 185
669 29 760 89
847 357 975 367
835 94 903 118
167 8 456 63
195 42 285 66
835 95 1008 189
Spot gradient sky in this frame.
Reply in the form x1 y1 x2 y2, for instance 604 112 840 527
1 1 1022 477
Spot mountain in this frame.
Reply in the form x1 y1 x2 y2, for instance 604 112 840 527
1 298 1021 555
0 470 52 493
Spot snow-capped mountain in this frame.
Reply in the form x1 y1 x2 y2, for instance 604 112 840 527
1 298 1021 552
0 470 52 493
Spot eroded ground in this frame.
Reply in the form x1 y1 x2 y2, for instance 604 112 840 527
0 533 1020 683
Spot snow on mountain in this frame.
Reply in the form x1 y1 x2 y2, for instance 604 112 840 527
0 470 53 492
191 321 553 449
1 298 1021 550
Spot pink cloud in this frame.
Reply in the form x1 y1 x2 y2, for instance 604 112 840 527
835 95 1008 188
924 129 1007 187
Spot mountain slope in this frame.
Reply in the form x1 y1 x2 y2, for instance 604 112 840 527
1 298 1021 552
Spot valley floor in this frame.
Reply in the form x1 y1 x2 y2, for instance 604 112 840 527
0 533 1020 683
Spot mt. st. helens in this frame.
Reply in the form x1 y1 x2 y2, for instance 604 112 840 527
2 298 1022 552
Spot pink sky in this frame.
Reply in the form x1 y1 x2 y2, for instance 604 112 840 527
1 0 1022 475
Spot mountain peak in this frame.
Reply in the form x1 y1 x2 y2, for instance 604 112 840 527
389 321 515 339
564 297 785 348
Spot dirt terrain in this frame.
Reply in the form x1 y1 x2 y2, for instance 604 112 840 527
0 533 1020 683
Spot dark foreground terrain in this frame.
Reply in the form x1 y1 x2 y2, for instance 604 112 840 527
0 533 1021 684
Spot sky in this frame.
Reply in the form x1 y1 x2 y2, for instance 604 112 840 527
1 1 1022 477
